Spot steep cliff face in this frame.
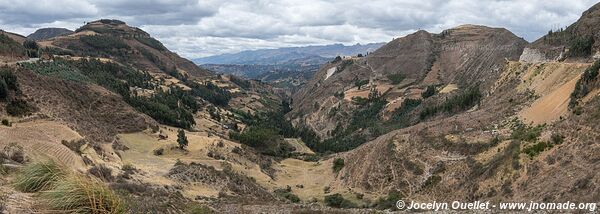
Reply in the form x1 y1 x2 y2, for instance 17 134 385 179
290 25 527 142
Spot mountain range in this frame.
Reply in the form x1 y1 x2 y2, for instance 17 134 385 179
193 43 384 65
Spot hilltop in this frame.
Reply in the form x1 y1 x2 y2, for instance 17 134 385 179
27 28 73 41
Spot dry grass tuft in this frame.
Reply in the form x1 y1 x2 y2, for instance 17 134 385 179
40 175 124 214
13 161 124 213
13 161 64 192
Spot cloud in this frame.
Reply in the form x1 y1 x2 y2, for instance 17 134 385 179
0 0 597 58
0 0 97 26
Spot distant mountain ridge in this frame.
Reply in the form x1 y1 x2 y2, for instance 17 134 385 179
193 43 384 65
27 28 73 41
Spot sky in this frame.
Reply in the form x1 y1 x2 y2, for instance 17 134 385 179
0 0 598 58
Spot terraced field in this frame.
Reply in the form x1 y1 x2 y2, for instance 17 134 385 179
0 120 85 170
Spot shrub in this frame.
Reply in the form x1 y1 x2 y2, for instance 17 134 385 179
88 165 114 182
510 122 543 142
551 133 564 145
374 190 403 210
274 186 301 203
0 67 18 100
13 161 64 192
332 56 342 63
387 73 405 84
2 143 26 163
337 59 353 71
61 139 86 154
422 85 436 98
332 158 345 173
177 129 189 150
0 79 7 100
354 79 369 89
422 175 442 188
523 141 552 158
324 193 355 208
23 40 39 50
6 99 34 116
40 175 124 214
153 148 164 156
1 119 10 127
0 68 18 91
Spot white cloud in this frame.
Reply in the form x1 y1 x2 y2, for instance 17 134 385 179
0 0 597 58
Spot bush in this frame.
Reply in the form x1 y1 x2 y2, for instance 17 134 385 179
374 190 403 210
423 175 442 189
523 141 553 158
2 143 26 163
354 79 369 89
511 122 543 142
177 129 189 150
332 56 342 63
153 148 164 156
324 193 355 208
13 161 64 192
551 133 564 145
274 186 301 203
422 85 436 98
0 68 18 91
61 139 86 154
1 119 10 127
0 79 7 100
332 158 345 173
387 73 405 84
88 165 114 182
0 67 18 100
23 40 39 50
6 99 34 116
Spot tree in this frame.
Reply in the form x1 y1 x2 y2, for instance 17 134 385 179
177 129 188 150
0 79 7 100
332 158 345 173
422 85 436 98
